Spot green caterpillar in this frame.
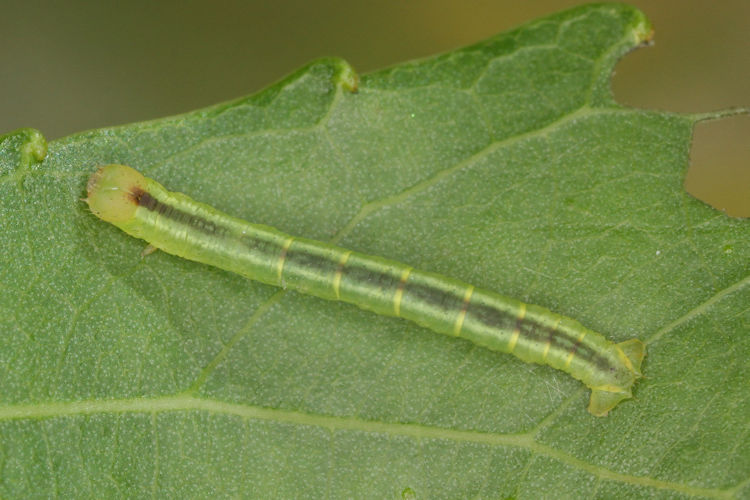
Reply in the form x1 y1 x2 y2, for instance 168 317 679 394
85 164 645 416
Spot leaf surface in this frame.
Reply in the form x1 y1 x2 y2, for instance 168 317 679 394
1 4 748 498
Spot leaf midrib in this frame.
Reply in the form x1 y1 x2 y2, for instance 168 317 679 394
0 394 735 499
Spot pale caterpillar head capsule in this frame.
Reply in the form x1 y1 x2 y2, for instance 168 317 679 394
84 164 148 224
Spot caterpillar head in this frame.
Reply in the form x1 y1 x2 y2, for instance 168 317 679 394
85 164 147 224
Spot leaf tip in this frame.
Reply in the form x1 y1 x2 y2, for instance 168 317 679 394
330 58 359 93
629 8 654 47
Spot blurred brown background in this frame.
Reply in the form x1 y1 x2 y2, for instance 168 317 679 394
1 0 747 215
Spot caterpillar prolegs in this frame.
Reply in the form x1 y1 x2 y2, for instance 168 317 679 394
84 164 645 416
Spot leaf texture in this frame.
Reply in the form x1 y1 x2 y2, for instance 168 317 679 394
0 3 748 498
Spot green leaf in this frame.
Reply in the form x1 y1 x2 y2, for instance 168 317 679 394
1 3 748 498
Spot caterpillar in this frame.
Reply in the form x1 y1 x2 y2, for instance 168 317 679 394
84 164 645 416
